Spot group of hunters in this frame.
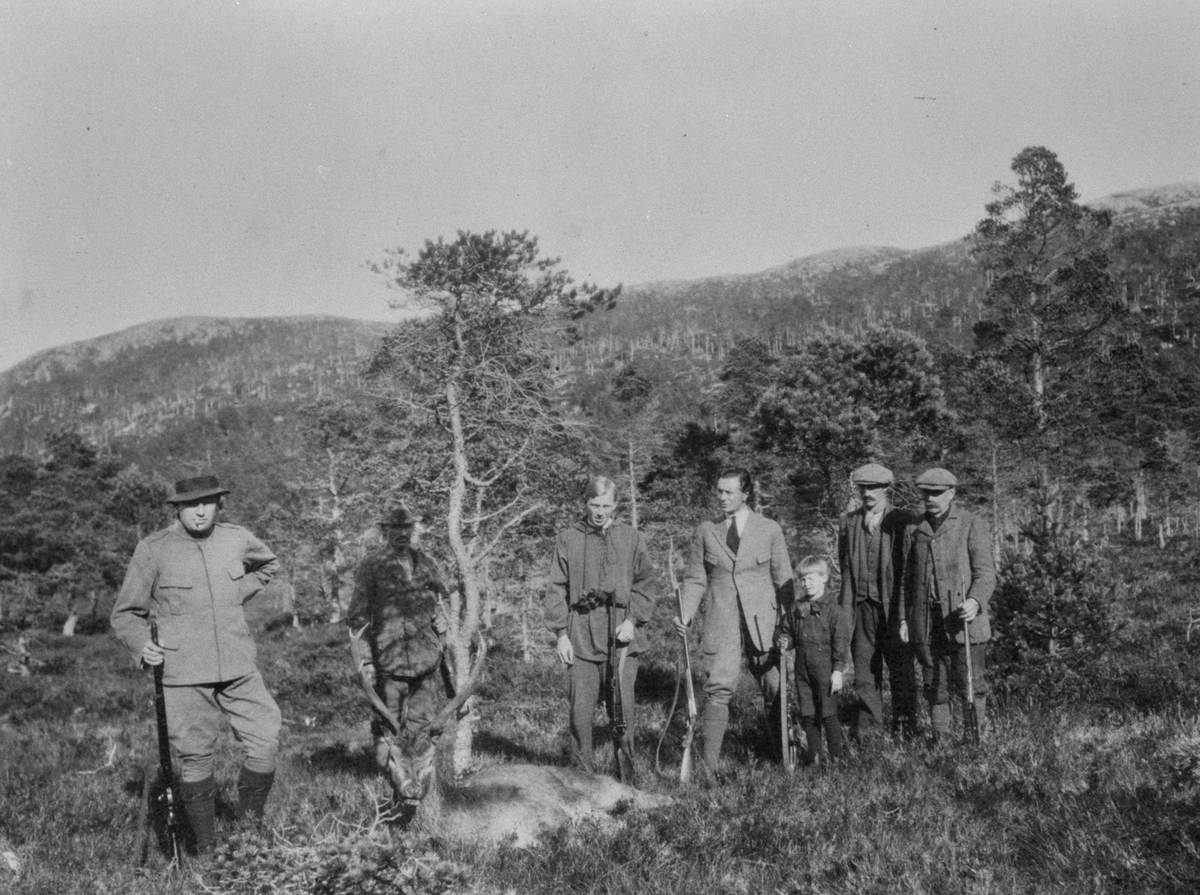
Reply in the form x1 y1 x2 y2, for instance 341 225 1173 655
109 461 995 853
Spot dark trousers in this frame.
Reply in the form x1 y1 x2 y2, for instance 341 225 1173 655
371 666 447 741
567 655 637 770
851 600 917 733
917 611 988 736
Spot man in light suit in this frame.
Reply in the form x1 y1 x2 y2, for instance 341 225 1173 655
675 468 795 772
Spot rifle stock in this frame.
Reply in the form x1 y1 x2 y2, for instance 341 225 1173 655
670 537 699 784
608 607 637 785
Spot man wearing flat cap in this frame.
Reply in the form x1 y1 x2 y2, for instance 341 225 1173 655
347 502 450 768
838 463 918 741
111 474 282 853
899 468 996 741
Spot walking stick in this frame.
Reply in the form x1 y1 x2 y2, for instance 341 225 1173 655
963 618 980 746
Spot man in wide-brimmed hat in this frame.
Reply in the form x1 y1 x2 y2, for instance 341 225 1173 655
111 474 282 853
347 501 450 768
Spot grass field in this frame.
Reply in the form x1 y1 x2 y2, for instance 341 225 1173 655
3 538 1200 894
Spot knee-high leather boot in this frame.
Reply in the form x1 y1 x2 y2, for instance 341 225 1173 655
180 777 216 854
237 767 275 824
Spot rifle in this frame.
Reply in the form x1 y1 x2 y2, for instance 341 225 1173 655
670 537 699 784
137 619 183 868
963 618 980 746
607 603 637 786
776 599 796 773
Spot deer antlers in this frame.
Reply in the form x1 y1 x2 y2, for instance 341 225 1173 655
348 623 488 739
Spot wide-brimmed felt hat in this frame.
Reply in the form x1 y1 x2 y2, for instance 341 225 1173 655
914 468 958 491
851 463 893 486
166 474 230 504
379 502 419 527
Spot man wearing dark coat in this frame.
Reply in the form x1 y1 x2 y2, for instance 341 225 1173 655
838 463 918 740
347 503 450 768
544 476 657 775
899 468 997 741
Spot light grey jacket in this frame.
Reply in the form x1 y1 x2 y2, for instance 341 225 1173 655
110 521 279 685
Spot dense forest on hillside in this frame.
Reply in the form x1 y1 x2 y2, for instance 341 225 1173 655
3 153 1200 656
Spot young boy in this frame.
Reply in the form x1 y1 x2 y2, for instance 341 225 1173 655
780 556 852 766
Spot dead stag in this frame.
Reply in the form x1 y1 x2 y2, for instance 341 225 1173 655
348 626 666 846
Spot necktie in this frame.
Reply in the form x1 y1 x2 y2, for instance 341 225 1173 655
726 517 740 554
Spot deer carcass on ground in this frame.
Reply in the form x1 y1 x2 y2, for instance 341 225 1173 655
349 626 667 847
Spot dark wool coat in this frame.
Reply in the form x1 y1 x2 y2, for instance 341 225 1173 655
837 503 915 628
544 519 657 661
348 545 450 679
901 505 997 647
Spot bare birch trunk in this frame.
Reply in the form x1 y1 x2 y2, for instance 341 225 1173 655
445 378 480 776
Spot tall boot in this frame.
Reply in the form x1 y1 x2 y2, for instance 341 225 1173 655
801 716 821 766
180 777 217 854
929 703 951 747
700 702 729 773
823 715 846 763
237 767 275 824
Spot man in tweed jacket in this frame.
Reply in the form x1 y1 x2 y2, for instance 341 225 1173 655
675 469 795 772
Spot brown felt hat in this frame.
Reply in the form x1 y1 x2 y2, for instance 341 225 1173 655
166 474 230 504
379 502 419 527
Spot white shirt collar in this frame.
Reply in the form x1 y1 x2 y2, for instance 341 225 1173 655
727 505 751 531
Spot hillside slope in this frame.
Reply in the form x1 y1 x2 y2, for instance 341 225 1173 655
4 183 1199 464
0 316 390 455
577 183 1200 353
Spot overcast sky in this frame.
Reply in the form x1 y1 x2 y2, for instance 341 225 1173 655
2 0 1198 372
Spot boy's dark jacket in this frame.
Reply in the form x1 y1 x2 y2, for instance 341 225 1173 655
785 592 852 674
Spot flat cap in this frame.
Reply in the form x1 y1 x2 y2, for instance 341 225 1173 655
851 463 893 486
914 468 958 490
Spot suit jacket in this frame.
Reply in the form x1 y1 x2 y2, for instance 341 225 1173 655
680 509 794 653
837 503 914 629
900 504 996 646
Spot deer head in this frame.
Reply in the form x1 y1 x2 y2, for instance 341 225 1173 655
349 624 487 809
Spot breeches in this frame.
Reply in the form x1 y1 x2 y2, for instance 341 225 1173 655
701 614 779 709
163 671 281 782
